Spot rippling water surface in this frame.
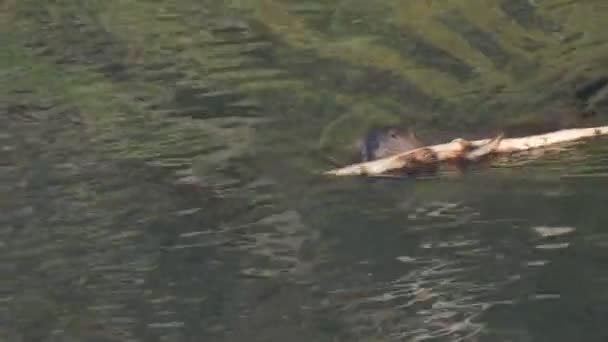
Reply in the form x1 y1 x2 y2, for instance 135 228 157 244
2 1 608 341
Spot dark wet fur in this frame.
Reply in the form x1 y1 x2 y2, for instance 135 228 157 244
360 126 424 162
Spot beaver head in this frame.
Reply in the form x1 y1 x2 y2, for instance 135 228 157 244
360 126 424 162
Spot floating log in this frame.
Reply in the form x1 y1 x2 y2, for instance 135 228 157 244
324 125 608 177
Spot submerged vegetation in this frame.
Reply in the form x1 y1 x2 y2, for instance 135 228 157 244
2 0 608 161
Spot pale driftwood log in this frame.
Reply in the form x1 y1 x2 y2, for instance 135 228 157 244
324 125 608 176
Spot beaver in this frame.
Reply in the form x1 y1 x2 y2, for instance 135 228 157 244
360 126 424 161
358 126 441 177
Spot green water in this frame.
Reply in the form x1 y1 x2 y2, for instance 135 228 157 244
2 1 608 341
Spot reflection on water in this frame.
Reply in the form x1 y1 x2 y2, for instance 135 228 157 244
2 0 608 341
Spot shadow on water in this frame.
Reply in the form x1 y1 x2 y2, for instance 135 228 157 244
3 0 608 341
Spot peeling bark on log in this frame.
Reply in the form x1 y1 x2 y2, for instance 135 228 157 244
324 125 608 177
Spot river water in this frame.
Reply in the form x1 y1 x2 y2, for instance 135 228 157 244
2 1 608 341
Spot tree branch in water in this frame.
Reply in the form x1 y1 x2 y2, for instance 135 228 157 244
324 126 608 176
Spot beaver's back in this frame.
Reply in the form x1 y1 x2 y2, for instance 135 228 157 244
361 126 424 161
